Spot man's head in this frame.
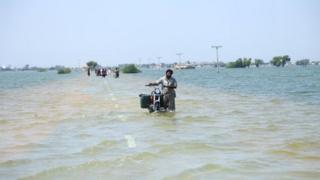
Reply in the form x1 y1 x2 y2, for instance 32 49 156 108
166 69 173 79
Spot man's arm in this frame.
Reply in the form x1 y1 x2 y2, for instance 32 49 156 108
146 78 162 86
146 82 159 86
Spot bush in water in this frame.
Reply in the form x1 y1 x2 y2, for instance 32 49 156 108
121 64 141 73
57 68 71 74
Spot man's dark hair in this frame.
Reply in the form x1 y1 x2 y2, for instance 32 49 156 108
166 69 173 74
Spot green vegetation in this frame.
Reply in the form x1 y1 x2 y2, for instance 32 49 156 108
37 68 47 72
270 55 291 67
311 61 320 65
214 62 226 67
227 58 251 68
86 61 98 70
57 67 71 74
254 59 264 67
121 64 141 73
22 64 30 71
296 59 310 66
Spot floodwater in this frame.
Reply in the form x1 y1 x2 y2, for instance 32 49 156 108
0 68 320 179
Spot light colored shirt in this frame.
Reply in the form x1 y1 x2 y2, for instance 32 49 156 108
156 76 177 96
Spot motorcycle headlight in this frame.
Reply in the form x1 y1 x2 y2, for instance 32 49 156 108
155 88 161 94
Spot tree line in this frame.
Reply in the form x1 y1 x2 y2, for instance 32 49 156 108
225 55 315 68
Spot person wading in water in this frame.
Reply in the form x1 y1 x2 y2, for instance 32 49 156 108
87 68 90 76
147 69 177 112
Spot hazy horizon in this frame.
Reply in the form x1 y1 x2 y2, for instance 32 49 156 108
1 0 319 67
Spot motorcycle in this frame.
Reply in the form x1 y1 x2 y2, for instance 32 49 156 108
139 85 166 113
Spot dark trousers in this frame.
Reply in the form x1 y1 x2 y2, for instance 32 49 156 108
163 93 175 111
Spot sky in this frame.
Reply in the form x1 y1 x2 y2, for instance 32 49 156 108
0 0 319 67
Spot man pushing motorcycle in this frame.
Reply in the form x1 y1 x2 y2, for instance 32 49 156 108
146 69 177 112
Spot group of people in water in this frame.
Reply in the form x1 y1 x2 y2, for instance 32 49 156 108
87 67 119 78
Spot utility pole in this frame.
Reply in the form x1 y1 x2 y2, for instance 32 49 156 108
176 53 183 64
211 45 222 73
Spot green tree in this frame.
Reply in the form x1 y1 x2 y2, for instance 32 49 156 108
227 58 252 68
227 62 237 68
243 58 252 67
270 55 291 67
86 61 98 70
235 58 243 67
271 56 282 67
282 55 291 67
254 59 264 67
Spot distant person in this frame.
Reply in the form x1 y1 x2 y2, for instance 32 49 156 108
100 68 103 77
147 69 177 112
102 68 107 78
114 67 120 78
87 68 90 76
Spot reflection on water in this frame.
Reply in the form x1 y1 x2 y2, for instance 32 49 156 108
0 71 320 179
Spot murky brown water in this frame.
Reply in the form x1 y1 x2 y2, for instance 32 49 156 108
0 73 320 179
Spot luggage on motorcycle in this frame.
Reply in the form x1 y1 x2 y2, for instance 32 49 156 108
139 94 151 108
